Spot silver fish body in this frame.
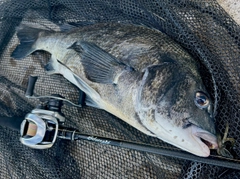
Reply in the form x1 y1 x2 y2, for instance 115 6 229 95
11 23 218 157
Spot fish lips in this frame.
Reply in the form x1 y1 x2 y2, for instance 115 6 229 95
191 125 218 156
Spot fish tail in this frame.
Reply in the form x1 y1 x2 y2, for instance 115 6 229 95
11 26 47 59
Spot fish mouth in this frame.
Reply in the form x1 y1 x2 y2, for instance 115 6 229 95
191 125 218 156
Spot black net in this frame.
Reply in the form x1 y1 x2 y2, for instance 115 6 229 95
0 0 240 178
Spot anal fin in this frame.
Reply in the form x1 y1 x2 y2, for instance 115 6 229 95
44 57 60 75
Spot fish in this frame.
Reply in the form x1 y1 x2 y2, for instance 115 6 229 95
11 23 218 157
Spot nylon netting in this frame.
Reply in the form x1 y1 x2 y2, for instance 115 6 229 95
0 0 239 178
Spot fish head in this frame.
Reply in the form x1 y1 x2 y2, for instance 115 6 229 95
136 63 218 157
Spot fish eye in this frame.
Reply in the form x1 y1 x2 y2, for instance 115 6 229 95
194 91 209 109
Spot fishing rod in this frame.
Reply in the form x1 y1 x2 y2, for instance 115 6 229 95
0 76 239 170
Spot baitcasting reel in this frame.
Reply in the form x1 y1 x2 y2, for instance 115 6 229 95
20 96 65 149
20 76 84 149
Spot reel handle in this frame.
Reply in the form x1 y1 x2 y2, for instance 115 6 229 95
25 76 38 97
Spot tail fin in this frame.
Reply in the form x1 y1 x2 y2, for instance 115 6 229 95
11 26 43 59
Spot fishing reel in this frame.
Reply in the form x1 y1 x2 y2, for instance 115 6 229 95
20 76 85 149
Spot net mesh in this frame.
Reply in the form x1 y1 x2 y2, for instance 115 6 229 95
0 0 240 178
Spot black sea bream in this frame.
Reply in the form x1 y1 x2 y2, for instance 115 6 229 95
11 23 218 157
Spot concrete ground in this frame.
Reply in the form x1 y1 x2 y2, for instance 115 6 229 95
218 0 240 24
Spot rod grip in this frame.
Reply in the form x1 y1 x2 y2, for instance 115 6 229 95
0 116 24 131
25 76 38 97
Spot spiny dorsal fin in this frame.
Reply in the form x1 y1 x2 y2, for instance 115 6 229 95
69 41 126 84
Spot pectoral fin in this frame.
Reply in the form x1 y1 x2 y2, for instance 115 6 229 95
69 41 127 84
73 74 103 109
